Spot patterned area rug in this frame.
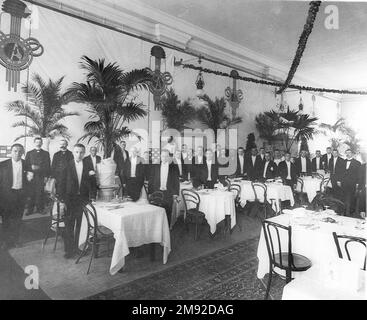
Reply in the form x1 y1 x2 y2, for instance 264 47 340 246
86 237 285 300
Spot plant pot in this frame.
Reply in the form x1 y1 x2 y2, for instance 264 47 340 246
97 158 117 187
96 158 119 201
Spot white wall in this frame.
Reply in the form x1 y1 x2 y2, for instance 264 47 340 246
340 97 367 154
0 5 339 160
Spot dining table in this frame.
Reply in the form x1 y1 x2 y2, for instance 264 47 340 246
78 200 171 275
257 208 366 280
296 172 331 202
281 260 366 300
230 179 294 213
171 182 236 234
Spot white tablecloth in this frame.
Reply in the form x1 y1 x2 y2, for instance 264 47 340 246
282 261 366 300
79 201 171 275
257 208 366 279
296 176 322 202
189 189 236 234
233 180 294 212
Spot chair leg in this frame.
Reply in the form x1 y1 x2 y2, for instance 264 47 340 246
53 227 59 252
42 226 52 251
87 243 96 275
94 242 100 258
75 241 89 264
265 268 273 300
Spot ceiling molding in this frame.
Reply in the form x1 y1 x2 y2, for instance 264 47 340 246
25 0 328 89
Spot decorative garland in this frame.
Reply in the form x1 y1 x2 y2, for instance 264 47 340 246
277 1 322 94
178 63 367 95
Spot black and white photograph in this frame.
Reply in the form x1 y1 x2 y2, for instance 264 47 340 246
0 0 366 304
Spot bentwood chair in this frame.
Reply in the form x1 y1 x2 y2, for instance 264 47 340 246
75 201 114 275
332 232 366 271
42 193 65 252
148 191 165 207
319 177 331 195
251 182 270 220
262 220 312 299
312 172 324 180
229 183 243 231
294 178 309 206
181 189 207 240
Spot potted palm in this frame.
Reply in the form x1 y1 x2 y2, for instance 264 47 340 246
196 95 242 141
6 74 78 149
66 56 151 191
263 108 318 153
160 88 196 132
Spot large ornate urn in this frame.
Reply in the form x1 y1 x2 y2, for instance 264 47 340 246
96 158 119 201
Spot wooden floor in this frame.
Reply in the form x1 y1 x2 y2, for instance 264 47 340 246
1 213 261 300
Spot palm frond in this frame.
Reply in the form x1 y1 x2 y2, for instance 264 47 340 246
116 101 147 124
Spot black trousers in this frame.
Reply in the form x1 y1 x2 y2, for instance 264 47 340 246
64 196 84 254
161 190 174 225
0 190 26 246
342 183 357 217
27 174 46 212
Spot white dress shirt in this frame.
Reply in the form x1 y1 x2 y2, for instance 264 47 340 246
197 155 203 164
181 152 188 161
333 157 338 173
251 155 256 166
301 157 307 172
175 158 182 176
130 156 137 177
206 161 212 181
263 161 270 178
91 155 97 170
239 155 245 174
274 158 281 166
160 162 169 191
286 161 292 180
122 150 127 161
74 160 83 191
12 159 23 190
315 157 321 170
346 159 352 170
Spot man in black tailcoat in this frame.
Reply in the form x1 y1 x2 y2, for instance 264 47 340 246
330 149 346 201
341 149 361 217
199 149 219 189
148 149 180 224
25 137 51 214
321 147 333 173
0 144 30 249
311 150 324 172
51 139 74 198
260 152 278 180
84 146 101 200
278 152 298 190
59 144 94 259
123 147 144 201
295 150 312 176
245 147 263 180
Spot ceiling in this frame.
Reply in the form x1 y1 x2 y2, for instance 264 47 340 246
138 0 367 90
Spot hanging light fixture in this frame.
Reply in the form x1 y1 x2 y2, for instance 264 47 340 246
195 56 205 97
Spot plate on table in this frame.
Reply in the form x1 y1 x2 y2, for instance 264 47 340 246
181 181 192 185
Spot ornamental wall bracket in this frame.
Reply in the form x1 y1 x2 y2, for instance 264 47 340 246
146 45 173 110
225 70 243 118
0 0 44 92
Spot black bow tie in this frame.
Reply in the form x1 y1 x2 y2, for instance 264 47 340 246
347 160 352 162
